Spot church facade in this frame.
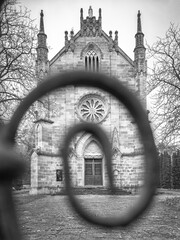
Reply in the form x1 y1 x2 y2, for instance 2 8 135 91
30 7 147 194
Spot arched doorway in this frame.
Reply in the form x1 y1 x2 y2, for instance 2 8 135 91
84 140 103 186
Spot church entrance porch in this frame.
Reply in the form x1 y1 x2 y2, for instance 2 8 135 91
85 158 102 186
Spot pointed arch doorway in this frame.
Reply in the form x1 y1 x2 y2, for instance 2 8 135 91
84 140 103 186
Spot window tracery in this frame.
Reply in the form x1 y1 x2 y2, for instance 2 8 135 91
77 94 108 123
85 50 99 72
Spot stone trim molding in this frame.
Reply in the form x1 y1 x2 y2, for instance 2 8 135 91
34 118 54 124
121 151 144 157
84 154 103 158
33 148 60 157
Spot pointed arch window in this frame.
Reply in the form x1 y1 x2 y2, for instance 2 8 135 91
85 50 99 72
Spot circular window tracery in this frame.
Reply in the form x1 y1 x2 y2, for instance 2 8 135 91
77 95 108 123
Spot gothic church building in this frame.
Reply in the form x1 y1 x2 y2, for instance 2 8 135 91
31 7 147 194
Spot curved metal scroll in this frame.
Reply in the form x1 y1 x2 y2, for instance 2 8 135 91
0 71 159 238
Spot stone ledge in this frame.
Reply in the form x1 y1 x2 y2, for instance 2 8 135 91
34 118 54 124
37 151 60 157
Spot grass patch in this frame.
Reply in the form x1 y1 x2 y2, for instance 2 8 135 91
163 196 180 211
14 194 47 205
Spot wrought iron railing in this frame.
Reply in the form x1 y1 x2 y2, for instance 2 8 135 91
0 70 159 239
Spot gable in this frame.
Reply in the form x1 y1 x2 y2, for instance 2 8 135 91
50 29 134 68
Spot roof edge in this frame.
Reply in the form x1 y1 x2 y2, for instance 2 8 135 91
50 31 81 66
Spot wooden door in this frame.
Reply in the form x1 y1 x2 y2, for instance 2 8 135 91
85 158 102 186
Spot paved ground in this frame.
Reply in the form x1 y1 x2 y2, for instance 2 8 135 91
15 193 180 240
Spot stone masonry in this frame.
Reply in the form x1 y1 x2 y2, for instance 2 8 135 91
30 7 147 194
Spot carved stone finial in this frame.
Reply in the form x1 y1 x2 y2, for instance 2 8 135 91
114 31 118 51
65 31 68 39
112 127 121 158
40 10 44 17
115 31 118 41
99 8 102 18
80 8 83 18
70 29 74 39
137 10 142 32
65 31 68 45
88 6 93 18
108 31 114 51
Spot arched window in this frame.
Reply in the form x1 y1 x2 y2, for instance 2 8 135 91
85 50 99 72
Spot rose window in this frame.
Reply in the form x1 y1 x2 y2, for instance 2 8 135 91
77 95 108 123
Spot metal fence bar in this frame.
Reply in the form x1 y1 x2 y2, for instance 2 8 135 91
0 127 24 239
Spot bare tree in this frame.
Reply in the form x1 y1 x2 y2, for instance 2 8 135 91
147 23 180 146
0 0 40 161
0 0 37 121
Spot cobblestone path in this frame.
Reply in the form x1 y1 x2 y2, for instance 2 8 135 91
15 194 180 240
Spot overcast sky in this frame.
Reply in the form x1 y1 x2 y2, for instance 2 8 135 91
20 0 180 61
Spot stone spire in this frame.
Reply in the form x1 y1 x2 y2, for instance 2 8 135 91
134 10 147 108
134 10 146 72
134 10 145 50
37 10 48 62
35 10 51 122
40 10 44 32
36 10 49 80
